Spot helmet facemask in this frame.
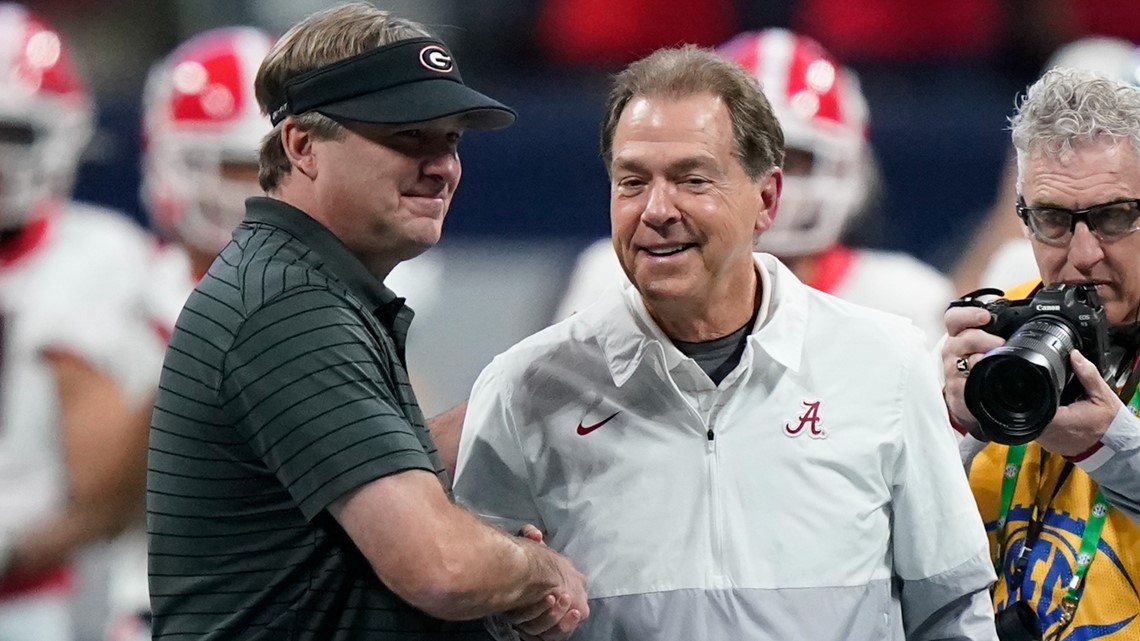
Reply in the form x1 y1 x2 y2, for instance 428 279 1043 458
141 26 273 253
718 29 871 258
756 119 868 256
146 134 261 253
0 4 93 229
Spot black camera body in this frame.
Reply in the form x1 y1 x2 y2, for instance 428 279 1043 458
952 283 1111 444
995 601 1042 641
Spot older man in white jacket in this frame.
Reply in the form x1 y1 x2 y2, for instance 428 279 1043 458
455 44 997 641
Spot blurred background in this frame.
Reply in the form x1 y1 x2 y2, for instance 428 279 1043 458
44 0 1140 264
13 1 1140 639
13 0 1137 381
27 0 1140 415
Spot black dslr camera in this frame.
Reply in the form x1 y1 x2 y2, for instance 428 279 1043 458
994 601 1042 641
950 283 1111 445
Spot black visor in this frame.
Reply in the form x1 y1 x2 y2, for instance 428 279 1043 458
269 37 515 129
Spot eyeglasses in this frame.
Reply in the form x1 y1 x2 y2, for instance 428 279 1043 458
1016 197 1140 247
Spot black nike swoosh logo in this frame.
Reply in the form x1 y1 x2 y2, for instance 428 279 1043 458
576 411 620 435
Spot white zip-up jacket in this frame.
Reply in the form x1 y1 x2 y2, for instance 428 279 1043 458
455 254 998 641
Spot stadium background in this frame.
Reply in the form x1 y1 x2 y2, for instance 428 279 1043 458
42 0 1138 417
20 0 1140 638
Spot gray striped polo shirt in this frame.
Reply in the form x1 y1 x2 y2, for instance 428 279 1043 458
147 197 491 640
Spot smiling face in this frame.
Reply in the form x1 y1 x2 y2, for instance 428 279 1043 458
609 92 780 339
311 115 464 275
1021 138 1140 326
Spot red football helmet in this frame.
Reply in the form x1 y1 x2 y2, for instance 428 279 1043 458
717 29 870 257
0 3 92 228
142 26 273 253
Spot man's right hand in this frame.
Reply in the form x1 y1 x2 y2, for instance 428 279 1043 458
507 541 589 641
941 305 1006 435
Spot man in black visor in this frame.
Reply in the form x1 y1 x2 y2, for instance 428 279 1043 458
146 4 588 641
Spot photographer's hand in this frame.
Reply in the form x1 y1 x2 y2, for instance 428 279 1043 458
1037 350 1121 456
941 306 1006 433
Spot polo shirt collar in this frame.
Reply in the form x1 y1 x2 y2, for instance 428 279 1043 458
244 197 402 314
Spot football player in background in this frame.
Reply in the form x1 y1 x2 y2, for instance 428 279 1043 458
138 25 274 328
0 4 165 640
103 26 275 641
556 29 954 345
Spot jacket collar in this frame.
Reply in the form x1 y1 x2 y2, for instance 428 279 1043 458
592 253 808 387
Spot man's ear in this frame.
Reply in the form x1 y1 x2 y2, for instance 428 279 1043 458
755 167 783 234
280 119 317 180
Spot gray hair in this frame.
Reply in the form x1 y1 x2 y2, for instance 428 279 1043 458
1010 67 1140 181
254 2 434 192
599 44 785 180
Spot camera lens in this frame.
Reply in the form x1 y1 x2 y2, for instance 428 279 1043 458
991 364 1050 415
967 356 1057 444
965 316 1077 445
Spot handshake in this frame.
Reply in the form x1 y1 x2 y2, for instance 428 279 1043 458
490 523 589 641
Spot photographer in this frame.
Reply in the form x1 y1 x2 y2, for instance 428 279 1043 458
943 67 1140 641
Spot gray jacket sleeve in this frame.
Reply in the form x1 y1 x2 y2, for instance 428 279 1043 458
900 553 999 641
896 331 999 641
1077 405 1140 522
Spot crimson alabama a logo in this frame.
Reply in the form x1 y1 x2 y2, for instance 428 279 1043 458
784 400 826 439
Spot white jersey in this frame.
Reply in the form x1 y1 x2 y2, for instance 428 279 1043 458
0 202 163 560
456 254 997 641
105 242 197 623
555 238 955 347
978 237 1038 294
142 242 198 341
823 246 956 344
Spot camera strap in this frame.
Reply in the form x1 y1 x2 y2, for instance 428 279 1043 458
992 444 1027 576
994 447 1117 637
994 445 1108 637
994 449 1076 588
1119 350 1140 412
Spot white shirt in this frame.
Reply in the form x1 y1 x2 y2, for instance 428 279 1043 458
0 203 163 550
456 254 997 641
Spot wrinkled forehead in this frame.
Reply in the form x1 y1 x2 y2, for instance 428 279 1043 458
1016 137 1140 195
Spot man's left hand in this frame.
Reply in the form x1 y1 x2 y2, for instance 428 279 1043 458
1038 350 1123 456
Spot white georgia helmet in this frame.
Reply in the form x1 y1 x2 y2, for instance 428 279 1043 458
717 29 870 257
142 26 273 253
0 3 93 229
1044 36 1140 84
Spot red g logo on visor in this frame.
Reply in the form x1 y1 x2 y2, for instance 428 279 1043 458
419 45 453 73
